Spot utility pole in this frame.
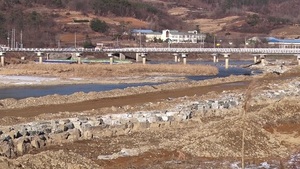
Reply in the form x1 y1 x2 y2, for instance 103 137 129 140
58 40 60 48
13 28 16 48
7 32 10 48
11 29 14 48
116 36 119 48
75 32 77 49
139 32 141 48
214 34 216 48
20 30 23 48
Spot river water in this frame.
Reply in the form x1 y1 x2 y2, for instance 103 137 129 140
0 60 259 100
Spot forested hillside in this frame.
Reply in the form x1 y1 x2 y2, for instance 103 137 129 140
0 0 183 47
0 0 299 47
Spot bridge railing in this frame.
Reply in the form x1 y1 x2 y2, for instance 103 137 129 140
1 47 300 54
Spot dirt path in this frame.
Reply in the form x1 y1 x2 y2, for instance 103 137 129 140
0 81 250 118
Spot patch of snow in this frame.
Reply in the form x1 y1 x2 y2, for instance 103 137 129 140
0 75 58 85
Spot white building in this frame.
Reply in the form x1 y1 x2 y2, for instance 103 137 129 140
145 32 162 42
133 29 206 44
160 29 206 43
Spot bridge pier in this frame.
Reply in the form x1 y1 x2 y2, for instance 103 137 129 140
223 53 230 69
36 52 43 64
119 53 126 61
0 52 5 67
46 53 50 60
173 53 179 63
297 55 300 65
181 53 188 65
211 53 219 63
253 55 258 63
108 53 114 65
141 53 147 65
136 53 142 62
75 53 82 64
259 54 266 66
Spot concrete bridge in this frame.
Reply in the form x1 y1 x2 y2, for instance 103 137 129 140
1 47 300 67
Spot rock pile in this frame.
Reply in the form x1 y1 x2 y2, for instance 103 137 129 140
0 93 244 158
258 80 300 99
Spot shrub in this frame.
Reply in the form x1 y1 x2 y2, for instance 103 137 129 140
90 19 109 33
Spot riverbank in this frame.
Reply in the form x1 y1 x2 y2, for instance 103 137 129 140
0 59 299 168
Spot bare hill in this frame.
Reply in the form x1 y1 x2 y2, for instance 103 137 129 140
0 0 300 47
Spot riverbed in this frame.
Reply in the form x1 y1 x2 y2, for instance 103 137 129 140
0 63 256 100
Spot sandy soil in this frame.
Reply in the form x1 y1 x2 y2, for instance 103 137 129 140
0 60 300 168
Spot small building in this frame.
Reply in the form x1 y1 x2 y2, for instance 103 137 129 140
160 29 206 43
267 37 300 48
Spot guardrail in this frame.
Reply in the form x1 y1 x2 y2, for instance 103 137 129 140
1 47 300 54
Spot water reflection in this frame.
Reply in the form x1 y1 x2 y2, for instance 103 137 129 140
0 83 155 100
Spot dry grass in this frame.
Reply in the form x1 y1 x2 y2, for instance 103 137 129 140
1 63 218 78
113 17 149 28
270 25 300 38
168 7 190 16
186 16 241 33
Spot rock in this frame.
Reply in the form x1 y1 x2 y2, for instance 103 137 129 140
64 122 74 130
119 148 140 156
136 117 147 123
14 131 23 139
16 140 25 155
127 122 134 129
68 129 81 141
0 140 14 158
211 101 219 109
31 137 40 149
49 132 70 143
83 130 93 139
223 102 230 109
38 135 47 147
72 121 82 130
161 115 169 122
87 120 101 126
78 117 88 123
124 128 131 134
55 124 68 133
43 128 52 134
166 111 178 117
59 119 71 125
147 116 158 123
3 136 12 142
81 123 92 130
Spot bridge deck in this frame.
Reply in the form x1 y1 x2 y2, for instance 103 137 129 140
1 47 300 54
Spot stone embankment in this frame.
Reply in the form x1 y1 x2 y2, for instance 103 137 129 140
0 79 298 158
0 93 243 158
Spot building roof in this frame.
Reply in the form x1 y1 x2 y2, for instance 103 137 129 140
267 37 300 44
131 29 154 34
147 32 161 35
